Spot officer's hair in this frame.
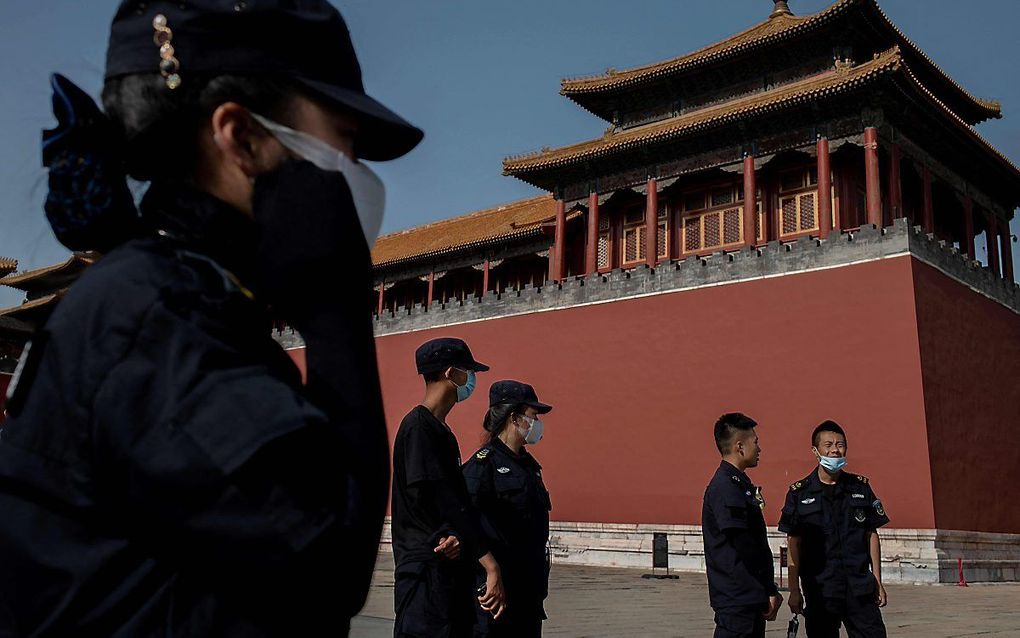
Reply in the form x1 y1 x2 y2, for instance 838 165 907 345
423 370 446 384
713 412 757 454
102 73 306 181
483 403 526 442
812 420 847 448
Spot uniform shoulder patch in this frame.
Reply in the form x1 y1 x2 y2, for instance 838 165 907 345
853 474 870 484
790 480 805 491
474 448 491 460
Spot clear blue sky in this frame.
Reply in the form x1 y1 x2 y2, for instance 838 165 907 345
1 0 1018 307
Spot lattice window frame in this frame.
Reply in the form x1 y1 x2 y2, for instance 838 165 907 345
680 206 745 256
597 232 610 269
778 191 819 239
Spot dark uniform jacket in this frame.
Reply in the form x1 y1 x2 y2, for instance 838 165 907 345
778 470 889 599
702 461 778 610
0 184 388 636
462 439 552 617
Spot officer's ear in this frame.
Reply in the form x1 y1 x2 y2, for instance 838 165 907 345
209 102 285 178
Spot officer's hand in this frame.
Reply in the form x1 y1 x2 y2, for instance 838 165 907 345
765 593 783 621
788 590 804 615
478 573 506 620
876 580 888 608
434 536 461 560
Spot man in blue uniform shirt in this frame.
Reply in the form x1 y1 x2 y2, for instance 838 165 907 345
779 420 889 637
702 413 783 638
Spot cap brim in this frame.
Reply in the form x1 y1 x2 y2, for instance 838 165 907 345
296 79 424 161
527 401 553 414
467 361 490 372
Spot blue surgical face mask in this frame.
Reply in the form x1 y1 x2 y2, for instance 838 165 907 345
452 369 476 402
817 453 847 473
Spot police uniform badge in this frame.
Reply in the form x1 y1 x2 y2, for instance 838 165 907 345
790 480 804 491
475 448 490 460
496 466 510 474
873 499 885 516
854 509 867 523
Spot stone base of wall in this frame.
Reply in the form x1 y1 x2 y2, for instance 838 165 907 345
379 520 1020 584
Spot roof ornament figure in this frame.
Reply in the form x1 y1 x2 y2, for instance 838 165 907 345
770 0 793 19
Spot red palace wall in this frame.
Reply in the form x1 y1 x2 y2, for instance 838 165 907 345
912 260 1020 534
291 255 944 530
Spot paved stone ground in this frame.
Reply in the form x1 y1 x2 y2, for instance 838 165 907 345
352 553 1020 637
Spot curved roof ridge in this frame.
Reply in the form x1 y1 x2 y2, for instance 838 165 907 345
509 47 904 174
371 194 556 268
375 194 553 242
0 252 97 290
867 0 1001 119
559 0 999 123
559 1 849 94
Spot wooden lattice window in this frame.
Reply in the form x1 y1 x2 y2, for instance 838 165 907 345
623 226 644 263
779 192 818 238
681 207 745 254
711 187 735 207
597 232 610 269
623 207 645 225
780 167 818 193
755 201 764 243
684 191 707 212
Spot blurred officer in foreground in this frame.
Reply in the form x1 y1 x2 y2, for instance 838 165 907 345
0 1 422 635
391 338 506 637
779 420 889 637
703 413 783 638
463 380 554 637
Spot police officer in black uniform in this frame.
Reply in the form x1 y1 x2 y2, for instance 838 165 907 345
703 413 783 638
779 420 889 637
391 338 506 637
0 2 422 635
463 380 553 637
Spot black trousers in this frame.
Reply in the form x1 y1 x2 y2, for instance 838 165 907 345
804 588 887 638
472 610 542 638
713 604 766 638
393 560 474 638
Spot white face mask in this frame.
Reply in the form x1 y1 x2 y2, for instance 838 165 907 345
249 112 386 248
517 415 544 445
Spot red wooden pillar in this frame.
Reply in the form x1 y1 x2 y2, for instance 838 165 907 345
482 258 490 294
863 127 882 227
743 154 757 247
426 271 435 308
1001 218 1015 283
817 137 832 239
922 166 934 233
963 197 976 261
889 144 903 220
552 199 566 282
986 213 1001 277
377 282 384 315
645 178 658 266
586 192 599 275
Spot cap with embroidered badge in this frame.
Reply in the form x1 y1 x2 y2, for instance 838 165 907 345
104 0 423 161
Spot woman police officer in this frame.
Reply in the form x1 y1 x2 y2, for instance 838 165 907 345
0 1 421 635
463 380 554 637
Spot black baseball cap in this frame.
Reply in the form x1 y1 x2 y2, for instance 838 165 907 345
415 338 490 375
104 0 423 161
488 380 552 414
